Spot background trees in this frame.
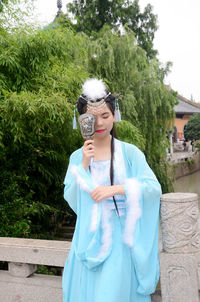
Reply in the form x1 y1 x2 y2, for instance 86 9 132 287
67 0 158 58
0 27 88 237
0 0 35 32
184 113 200 141
0 0 8 13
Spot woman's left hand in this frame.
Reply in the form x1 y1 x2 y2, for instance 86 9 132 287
91 185 125 203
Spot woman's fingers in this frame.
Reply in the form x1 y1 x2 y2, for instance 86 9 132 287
85 144 94 152
84 140 94 150
82 140 95 170
90 190 99 202
84 139 94 146
83 140 95 153
91 186 113 203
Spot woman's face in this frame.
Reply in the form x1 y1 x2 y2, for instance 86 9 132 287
87 104 115 139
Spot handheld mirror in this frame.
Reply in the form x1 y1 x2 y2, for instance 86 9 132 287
78 113 96 140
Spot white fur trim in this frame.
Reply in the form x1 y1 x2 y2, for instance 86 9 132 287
70 165 99 233
82 78 107 101
70 165 91 193
123 178 142 247
97 200 113 258
90 204 98 232
113 138 126 183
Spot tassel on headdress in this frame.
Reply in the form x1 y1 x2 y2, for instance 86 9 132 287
73 106 77 129
115 98 121 122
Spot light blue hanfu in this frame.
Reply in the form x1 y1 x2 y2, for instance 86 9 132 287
62 139 162 302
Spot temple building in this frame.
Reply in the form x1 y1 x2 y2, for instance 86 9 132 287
174 93 200 141
165 85 200 142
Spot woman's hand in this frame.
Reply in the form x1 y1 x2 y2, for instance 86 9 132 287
91 185 125 203
82 140 95 171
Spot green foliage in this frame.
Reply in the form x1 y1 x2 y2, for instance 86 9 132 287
184 113 200 141
115 120 145 151
194 141 200 152
0 25 89 238
120 1 158 58
36 265 58 276
0 91 82 237
0 0 35 32
67 0 158 58
67 0 122 33
0 27 88 92
55 14 76 32
0 0 8 13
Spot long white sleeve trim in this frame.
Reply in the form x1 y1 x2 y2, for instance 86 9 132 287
90 203 98 232
70 165 91 193
123 178 142 247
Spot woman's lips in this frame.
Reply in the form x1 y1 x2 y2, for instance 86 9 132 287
96 129 105 133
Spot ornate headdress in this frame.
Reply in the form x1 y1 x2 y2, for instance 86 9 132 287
81 78 111 114
73 78 121 129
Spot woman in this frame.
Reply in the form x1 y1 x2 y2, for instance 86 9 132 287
62 78 161 302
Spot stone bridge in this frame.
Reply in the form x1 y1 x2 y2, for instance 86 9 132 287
0 192 199 302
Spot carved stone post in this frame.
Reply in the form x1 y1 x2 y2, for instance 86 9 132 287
160 193 200 302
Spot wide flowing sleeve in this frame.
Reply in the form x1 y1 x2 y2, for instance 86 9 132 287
123 143 162 295
63 150 111 270
63 149 94 214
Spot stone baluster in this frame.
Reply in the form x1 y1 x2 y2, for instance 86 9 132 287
160 192 200 302
9 262 37 278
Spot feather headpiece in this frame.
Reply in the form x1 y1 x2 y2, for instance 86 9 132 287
82 78 107 101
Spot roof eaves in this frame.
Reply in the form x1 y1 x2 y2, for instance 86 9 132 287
178 94 200 109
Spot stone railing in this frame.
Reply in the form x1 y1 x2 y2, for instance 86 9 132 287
0 192 200 302
0 238 70 302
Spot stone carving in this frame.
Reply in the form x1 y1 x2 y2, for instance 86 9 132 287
160 193 200 253
168 266 189 302
160 253 199 302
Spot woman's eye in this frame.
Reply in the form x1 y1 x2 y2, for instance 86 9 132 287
103 115 109 119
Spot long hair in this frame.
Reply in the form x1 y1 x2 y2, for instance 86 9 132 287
110 127 119 216
77 92 119 216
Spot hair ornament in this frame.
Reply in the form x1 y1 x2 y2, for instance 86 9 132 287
114 97 121 122
74 79 122 128
73 105 78 130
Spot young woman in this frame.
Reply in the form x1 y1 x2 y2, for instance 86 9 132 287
62 78 162 302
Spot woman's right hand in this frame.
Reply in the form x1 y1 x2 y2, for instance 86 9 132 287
82 140 95 170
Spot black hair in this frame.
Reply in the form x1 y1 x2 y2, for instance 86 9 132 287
78 93 119 216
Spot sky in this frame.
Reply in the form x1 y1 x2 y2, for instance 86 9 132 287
34 0 200 103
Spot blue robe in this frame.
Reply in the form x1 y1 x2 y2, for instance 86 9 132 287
62 139 161 302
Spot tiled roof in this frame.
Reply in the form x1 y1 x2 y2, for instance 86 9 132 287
175 98 200 114
177 94 200 109
165 85 200 113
